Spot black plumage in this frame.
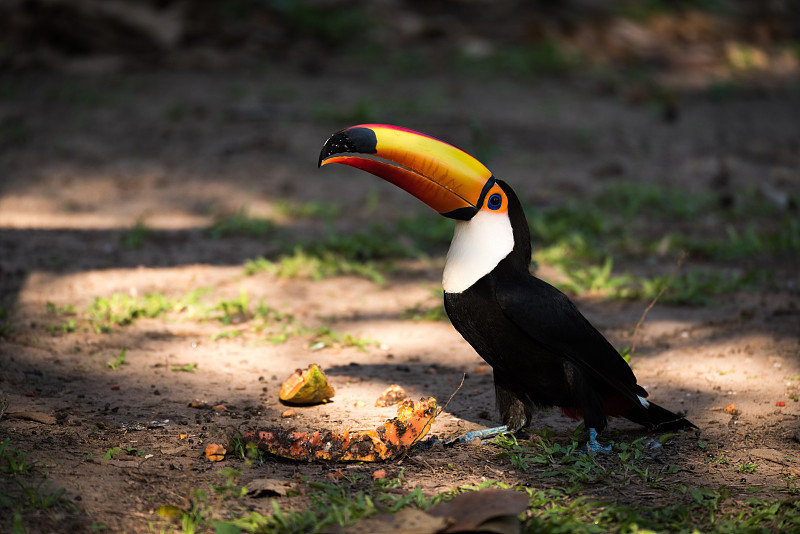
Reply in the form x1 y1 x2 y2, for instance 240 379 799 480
318 124 696 441
444 180 696 433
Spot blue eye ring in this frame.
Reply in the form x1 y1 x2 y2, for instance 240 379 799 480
487 193 503 210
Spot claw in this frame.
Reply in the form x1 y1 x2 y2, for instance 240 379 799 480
585 427 611 453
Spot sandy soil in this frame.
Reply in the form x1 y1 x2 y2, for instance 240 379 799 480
1 66 799 532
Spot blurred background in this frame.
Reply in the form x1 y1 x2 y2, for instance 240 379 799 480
1 4 799 531
1 0 799 79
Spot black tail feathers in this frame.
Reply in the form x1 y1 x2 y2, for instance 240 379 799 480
628 400 698 432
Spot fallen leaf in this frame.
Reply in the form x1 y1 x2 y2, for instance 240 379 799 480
354 400 367 407
5 411 57 425
160 445 189 455
212 404 227 411
749 448 787 465
344 507 449 534
428 488 529 533
205 443 226 462
156 504 184 519
375 384 406 407
279 363 334 405
245 477 291 497
372 468 387 480
247 397 437 462
723 403 736 413
282 409 296 418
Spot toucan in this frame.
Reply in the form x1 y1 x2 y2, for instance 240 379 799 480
318 124 697 450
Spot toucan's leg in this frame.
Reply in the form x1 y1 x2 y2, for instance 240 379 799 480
495 380 532 432
447 381 529 444
586 427 611 453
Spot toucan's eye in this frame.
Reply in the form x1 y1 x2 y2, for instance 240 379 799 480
487 193 503 210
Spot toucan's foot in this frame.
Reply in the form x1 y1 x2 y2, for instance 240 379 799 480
446 425 509 445
585 427 611 453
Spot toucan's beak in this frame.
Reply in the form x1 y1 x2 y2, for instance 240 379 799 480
318 124 495 220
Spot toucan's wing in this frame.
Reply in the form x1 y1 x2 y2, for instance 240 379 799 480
494 274 646 403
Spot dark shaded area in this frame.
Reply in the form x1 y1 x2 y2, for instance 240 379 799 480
1 0 799 74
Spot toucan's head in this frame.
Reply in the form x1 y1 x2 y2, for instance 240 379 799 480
318 124 514 221
318 124 531 292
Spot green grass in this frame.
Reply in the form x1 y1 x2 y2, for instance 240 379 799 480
524 182 794 304
0 440 78 532
0 303 14 338
308 327 380 353
668 218 800 261
403 288 449 322
208 209 274 239
550 257 768 305
106 348 127 371
273 200 341 220
211 290 251 325
313 98 378 124
235 181 792 305
275 0 369 45
87 292 176 332
155 466 800 534
0 115 30 146
243 215 452 285
171 363 197 373
457 40 582 79
49 287 381 353
492 428 683 492
245 248 387 285
154 430 800 533
121 218 150 249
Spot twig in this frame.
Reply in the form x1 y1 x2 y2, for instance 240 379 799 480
631 251 687 355
409 373 466 449
439 372 466 415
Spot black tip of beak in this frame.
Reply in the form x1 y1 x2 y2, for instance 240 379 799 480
318 127 379 167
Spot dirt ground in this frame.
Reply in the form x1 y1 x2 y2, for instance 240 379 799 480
1 62 799 533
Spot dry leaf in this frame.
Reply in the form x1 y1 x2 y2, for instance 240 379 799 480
723 403 736 413
245 477 291 497
428 488 528 533
156 504 185 519
342 507 449 534
5 411 57 425
205 443 226 462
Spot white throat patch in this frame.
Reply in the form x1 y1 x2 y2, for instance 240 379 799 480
442 210 515 294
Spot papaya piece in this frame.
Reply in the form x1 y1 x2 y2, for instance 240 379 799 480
205 443 226 462
375 384 406 407
247 397 437 462
278 363 334 405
